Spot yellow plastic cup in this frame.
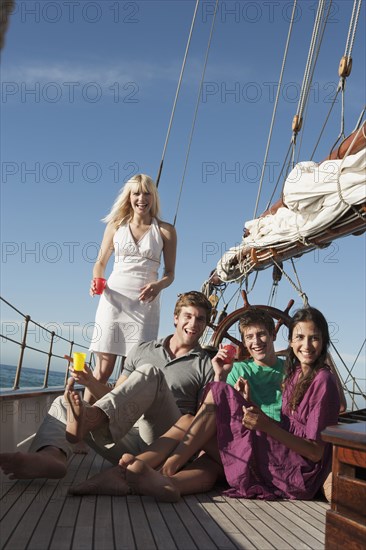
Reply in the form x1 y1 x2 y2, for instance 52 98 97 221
73 352 86 371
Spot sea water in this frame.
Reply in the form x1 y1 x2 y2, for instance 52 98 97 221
0 364 67 390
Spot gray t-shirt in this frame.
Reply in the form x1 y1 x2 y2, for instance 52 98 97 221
122 336 214 415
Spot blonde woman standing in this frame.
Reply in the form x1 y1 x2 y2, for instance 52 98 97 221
87 174 176 401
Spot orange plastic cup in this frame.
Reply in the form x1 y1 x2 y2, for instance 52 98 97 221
94 278 107 295
73 352 86 371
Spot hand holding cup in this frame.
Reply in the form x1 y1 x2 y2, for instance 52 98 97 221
73 352 87 371
221 344 237 364
93 278 107 295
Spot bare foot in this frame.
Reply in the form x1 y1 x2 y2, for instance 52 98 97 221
322 472 332 502
0 447 67 479
64 378 105 443
159 450 186 477
121 453 180 502
69 465 130 496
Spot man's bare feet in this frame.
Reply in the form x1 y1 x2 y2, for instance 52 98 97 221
64 378 106 443
121 453 180 502
69 465 130 496
159 454 182 477
0 447 67 479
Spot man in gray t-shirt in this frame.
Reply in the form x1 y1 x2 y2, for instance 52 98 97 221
0 291 218 480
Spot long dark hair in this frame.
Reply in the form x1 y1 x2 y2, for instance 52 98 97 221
284 307 330 410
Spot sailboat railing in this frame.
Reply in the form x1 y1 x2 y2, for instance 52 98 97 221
0 296 95 391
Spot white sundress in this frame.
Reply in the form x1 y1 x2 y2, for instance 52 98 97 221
90 218 164 356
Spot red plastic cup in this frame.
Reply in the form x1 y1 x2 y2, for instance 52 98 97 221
222 344 237 363
94 277 107 295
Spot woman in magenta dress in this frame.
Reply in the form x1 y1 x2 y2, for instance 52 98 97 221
118 306 340 501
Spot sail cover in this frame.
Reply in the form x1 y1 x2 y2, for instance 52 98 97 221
244 148 365 247
216 148 365 281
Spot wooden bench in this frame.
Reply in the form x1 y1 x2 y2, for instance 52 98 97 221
322 422 366 549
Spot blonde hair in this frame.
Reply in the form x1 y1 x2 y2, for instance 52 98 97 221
103 174 161 227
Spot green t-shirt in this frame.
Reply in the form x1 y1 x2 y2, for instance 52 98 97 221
226 358 285 421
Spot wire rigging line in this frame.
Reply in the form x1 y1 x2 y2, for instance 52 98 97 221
344 0 362 58
330 342 366 404
344 338 366 382
271 258 308 306
353 105 366 132
329 0 363 154
310 1 362 159
297 0 327 121
290 0 331 164
155 0 200 188
295 0 333 163
173 0 219 226
309 87 341 160
264 140 293 210
253 0 298 219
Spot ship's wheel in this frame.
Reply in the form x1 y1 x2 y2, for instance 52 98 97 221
205 290 294 360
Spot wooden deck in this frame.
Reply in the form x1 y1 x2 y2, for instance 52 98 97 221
0 451 329 550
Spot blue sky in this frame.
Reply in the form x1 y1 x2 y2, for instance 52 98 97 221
1 0 365 396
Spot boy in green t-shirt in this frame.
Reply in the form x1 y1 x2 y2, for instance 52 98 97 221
214 308 284 421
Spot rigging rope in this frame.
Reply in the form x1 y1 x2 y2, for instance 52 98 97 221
271 258 308 306
173 0 219 226
155 0 200 188
345 338 366 382
330 342 366 405
310 1 362 159
264 0 332 208
295 0 333 163
329 0 363 154
253 0 298 218
265 140 293 210
296 0 327 123
344 0 362 59
309 87 340 160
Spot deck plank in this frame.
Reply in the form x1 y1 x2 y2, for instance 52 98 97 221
141 497 180 550
69 495 96 550
94 496 116 550
221 496 294 549
157 501 198 550
1 479 52 549
267 501 324 549
0 451 330 550
112 496 137 550
0 475 32 520
289 500 327 531
239 500 318 550
213 494 292 549
172 497 217 549
196 493 261 549
184 494 238 549
48 452 101 550
127 495 159 549
27 453 87 550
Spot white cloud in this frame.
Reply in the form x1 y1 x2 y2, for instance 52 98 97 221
3 60 188 86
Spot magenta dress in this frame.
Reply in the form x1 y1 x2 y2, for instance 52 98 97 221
209 367 340 500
